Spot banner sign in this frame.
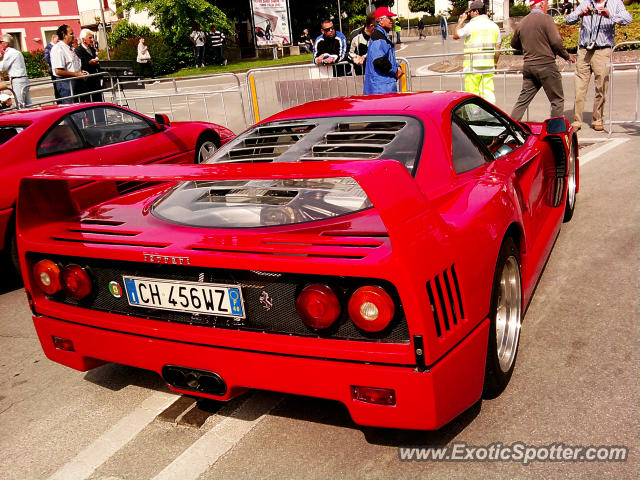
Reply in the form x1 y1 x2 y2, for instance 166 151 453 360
251 0 291 46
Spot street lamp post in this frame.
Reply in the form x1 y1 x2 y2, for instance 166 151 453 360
337 0 342 32
98 0 111 59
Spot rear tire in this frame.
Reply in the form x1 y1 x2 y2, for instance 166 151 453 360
483 237 522 399
563 139 577 222
195 134 218 164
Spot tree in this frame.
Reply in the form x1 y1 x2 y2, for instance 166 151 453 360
409 0 435 15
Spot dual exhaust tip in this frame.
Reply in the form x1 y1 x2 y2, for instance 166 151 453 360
162 365 227 396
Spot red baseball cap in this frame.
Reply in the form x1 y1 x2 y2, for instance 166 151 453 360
374 7 397 18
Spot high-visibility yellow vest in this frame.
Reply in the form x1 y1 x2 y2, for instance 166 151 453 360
463 15 500 70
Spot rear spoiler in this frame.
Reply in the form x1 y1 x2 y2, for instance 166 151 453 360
17 160 448 253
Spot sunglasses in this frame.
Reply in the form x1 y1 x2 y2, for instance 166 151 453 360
322 27 335 33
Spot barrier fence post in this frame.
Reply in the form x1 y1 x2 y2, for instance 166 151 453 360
249 73 260 123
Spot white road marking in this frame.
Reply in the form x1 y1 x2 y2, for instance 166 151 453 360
579 137 629 166
152 392 283 480
48 391 178 480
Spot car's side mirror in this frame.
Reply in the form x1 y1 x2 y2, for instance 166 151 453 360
544 117 568 134
154 113 170 128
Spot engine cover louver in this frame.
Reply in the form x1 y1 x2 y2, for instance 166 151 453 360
426 265 465 338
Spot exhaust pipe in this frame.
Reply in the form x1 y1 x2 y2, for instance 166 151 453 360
162 365 227 396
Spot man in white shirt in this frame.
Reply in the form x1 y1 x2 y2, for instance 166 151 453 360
0 34 31 107
190 28 206 67
50 24 86 103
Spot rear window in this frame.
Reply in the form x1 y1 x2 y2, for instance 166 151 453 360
152 115 424 229
0 125 25 146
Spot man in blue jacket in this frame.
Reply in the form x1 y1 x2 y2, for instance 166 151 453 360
313 19 348 76
364 7 404 94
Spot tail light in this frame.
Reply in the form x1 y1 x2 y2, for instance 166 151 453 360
33 259 62 295
52 336 75 352
351 386 396 406
61 264 93 300
295 284 341 330
348 286 395 332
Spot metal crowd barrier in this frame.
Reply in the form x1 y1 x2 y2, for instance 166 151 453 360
607 41 640 136
110 73 248 133
21 72 116 107
246 61 410 123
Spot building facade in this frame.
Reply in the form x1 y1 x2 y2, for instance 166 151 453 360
0 0 81 51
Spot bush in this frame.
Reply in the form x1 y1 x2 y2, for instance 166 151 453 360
24 50 49 78
108 19 152 48
510 2 530 17
109 35 177 77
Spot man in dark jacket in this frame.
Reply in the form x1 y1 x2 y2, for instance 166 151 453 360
44 34 61 99
510 0 575 120
75 29 102 102
313 19 348 76
363 7 404 94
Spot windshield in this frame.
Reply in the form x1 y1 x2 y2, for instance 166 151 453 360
152 115 423 228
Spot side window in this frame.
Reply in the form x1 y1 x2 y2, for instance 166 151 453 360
37 118 84 157
454 102 524 159
69 107 155 147
451 120 492 174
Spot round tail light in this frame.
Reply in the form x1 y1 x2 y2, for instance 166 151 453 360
33 259 62 295
61 264 93 300
348 286 395 332
295 284 341 330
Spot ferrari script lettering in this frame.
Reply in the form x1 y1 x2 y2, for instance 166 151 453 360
143 253 191 265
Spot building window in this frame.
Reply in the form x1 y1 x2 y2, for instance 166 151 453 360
39 1 60 16
1 2 20 17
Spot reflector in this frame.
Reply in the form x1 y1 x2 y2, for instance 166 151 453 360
351 385 396 405
52 336 75 352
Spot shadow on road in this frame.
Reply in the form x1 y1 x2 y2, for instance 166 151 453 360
0 257 23 294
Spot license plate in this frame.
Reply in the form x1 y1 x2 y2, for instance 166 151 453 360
122 276 245 318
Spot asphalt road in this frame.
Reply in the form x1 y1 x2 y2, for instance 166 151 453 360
2 35 639 480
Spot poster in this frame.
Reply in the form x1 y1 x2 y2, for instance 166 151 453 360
251 0 291 46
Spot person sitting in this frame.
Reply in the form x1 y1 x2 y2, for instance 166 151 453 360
299 29 313 54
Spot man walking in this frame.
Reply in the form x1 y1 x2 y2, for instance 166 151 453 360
566 0 631 130
510 0 575 121
76 29 102 102
0 34 31 107
418 18 425 40
51 24 86 103
453 0 501 103
363 7 404 95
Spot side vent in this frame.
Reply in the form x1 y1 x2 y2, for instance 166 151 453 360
426 265 466 338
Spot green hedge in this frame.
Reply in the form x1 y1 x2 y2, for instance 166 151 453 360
24 50 49 78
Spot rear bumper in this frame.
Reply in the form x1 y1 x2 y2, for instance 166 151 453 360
33 314 489 430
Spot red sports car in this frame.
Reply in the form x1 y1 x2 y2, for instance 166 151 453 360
0 102 234 272
16 92 578 430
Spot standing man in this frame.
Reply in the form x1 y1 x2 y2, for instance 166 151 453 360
510 0 575 121
44 34 60 99
0 34 31 107
190 27 206 68
418 18 425 40
209 26 226 66
566 0 632 130
313 19 347 66
363 7 404 95
453 0 501 103
50 24 86 103
75 29 102 102
349 13 375 76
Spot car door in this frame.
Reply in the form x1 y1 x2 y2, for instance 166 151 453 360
68 106 192 166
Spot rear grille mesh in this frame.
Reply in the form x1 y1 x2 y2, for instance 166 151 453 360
426 265 465 337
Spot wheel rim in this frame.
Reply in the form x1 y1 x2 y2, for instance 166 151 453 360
567 142 576 211
495 256 522 373
198 141 216 163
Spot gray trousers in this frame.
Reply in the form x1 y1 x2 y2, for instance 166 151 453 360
511 63 564 121
12 77 31 107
